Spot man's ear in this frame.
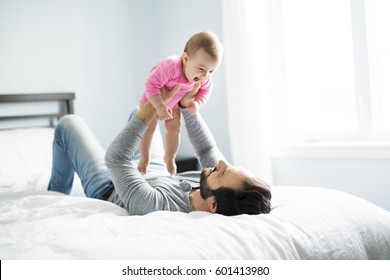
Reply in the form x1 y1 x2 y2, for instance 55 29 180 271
206 196 217 213
182 52 189 65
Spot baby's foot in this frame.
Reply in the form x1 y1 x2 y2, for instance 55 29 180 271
164 155 177 175
138 156 150 174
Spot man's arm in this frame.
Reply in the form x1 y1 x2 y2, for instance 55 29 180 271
181 108 226 168
105 85 180 215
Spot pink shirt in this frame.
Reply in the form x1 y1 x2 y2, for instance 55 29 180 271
140 56 212 109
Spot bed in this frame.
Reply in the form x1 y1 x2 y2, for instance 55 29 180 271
1 93 390 260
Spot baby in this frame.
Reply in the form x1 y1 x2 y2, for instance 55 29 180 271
138 31 223 174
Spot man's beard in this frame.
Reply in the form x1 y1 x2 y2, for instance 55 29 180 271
199 169 214 199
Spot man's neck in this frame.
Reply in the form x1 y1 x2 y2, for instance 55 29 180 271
189 189 210 212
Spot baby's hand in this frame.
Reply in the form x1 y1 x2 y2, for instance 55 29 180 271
156 104 173 120
186 101 200 114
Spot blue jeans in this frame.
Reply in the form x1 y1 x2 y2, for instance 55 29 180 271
48 109 167 199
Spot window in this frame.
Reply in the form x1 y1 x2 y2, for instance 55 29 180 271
369 0 390 133
273 0 390 143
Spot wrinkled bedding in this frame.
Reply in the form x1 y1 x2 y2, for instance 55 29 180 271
1 128 390 259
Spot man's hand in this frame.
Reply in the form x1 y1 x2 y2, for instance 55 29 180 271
186 100 200 114
179 82 201 109
137 85 180 124
160 84 180 103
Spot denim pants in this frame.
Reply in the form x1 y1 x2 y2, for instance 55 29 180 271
48 109 167 199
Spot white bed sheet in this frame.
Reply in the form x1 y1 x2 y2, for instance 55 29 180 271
1 186 390 259
1 128 390 260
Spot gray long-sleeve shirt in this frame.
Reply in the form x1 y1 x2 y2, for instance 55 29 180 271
105 109 225 215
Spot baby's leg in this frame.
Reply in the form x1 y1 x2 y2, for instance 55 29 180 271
138 103 158 174
164 108 181 174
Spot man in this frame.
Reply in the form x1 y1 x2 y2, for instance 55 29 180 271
48 86 271 216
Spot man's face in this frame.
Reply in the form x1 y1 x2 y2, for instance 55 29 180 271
199 160 245 199
199 169 213 199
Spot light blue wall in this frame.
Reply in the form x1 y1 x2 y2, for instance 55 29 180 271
0 0 231 160
0 0 136 148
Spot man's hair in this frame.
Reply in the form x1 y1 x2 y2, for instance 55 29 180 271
184 31 223 62
213 177 272 216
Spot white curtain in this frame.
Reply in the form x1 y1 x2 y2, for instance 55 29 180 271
222 0 275 184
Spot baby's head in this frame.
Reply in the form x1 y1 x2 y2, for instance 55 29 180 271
182 31 223 83
184 31 223 63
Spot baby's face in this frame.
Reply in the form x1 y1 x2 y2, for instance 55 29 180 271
182 49 220 83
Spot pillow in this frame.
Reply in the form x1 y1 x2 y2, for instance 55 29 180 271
0 127 84 196
0 128 54 176
0 128 53 192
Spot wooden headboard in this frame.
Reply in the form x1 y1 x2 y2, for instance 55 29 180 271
0 92 75 128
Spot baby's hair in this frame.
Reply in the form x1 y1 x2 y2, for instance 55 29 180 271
184 31 223 62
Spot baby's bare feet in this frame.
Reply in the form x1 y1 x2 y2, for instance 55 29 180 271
138 156 150 174
164 155 177 175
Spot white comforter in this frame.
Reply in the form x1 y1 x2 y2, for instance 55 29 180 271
1 128 390 259
1 186 390 260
